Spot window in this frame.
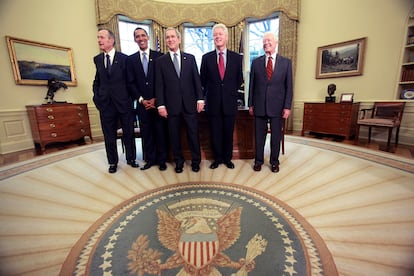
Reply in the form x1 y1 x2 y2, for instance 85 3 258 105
183 24 214 69
118 16 151 55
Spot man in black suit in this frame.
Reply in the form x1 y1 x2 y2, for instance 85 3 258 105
127 27 167 171
155 27 204 173
248 32 293 173
200 23 243 170
92 28 139 173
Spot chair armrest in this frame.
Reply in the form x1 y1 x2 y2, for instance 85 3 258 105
358 108 374 119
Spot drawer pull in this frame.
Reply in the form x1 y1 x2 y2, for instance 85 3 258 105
51 133 57 137
47 115 55 120
49 123 56 128
78 112 83 117
79 120 84 124
80 129 85 133
46 108 53 112
77 106 83 110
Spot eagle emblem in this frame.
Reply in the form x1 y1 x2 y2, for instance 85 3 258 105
127 198 267 275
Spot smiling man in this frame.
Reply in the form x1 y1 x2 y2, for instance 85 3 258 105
200 23 243 170
248 32 293 173
155 27 204 173
127 27 167 171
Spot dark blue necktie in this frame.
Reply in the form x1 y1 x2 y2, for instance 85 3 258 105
106 54 111 74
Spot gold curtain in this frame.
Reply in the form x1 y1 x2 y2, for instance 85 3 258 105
278 12 298 76
227 22 245 53
152 21 168 53
95 0 300 26
278 12 298 130
97 15 121 51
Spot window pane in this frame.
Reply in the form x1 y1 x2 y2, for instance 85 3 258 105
183 27 214 70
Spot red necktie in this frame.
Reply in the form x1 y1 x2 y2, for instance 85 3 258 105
266 56 273 80
218 52 225 80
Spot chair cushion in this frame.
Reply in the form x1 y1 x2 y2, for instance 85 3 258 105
357 118 399 127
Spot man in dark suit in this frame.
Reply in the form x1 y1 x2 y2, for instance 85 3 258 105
200 23 243 170
92 28 139 173
155 27 204 173
248 32 293 173
127 27 167 171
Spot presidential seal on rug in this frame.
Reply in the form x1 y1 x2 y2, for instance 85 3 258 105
61 183 337 276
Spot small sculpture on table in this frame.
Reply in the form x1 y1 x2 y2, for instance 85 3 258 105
44 78 68 104
325 83 336 103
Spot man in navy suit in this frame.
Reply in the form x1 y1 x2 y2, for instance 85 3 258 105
93 28 138 173
200 23 243 170
127 27 167 171
155 27 205 173
248 32 293 173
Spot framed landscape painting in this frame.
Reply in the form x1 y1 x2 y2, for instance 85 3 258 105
6 36 77 86
316 37 366 79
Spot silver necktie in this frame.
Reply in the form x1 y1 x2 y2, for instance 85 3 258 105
173 53 180 77
142 52 148 76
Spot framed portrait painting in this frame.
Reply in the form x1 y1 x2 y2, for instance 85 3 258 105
316 37 366 79
6 36 77 86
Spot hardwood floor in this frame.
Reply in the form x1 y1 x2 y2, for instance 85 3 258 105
1 133 413 167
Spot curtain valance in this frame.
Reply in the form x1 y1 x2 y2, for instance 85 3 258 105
95 0 300 26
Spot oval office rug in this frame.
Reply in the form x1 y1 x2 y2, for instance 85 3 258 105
60 182 337 276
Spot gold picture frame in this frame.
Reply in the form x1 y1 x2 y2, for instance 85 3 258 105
6 36 77 86
316 37 366 79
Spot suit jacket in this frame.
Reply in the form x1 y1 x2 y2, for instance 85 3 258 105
92 51 134 113
155 52 203 115
127 49 163 100
200 50 243 116
248 54 293 117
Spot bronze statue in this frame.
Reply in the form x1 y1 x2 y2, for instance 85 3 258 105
44 78 67 103
326 83 336 103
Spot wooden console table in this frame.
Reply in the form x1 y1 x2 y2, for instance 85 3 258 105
181 108 254 160
302 102 360 139
26 103 93 152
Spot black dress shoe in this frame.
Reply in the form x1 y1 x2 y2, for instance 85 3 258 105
253 163 261 171
209 161 220 169
271 164 280 173
159 163 167 171
191 163 200 172
175 165 183 173
108 164 117 173
140 162 154 170
224 161 235 169
127 160 139 168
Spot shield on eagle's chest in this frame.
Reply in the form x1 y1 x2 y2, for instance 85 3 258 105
178 233 219 268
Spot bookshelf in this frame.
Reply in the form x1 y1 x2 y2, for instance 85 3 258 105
397 14 414 99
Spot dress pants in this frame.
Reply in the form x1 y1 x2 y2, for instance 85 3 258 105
100 105 136 165
167 111 201 166
254 116 282 165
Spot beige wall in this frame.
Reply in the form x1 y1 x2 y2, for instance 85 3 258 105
0 0 413 153
296 0 412 101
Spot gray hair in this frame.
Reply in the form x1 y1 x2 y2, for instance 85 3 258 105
263 31 278 41
212 23 228 36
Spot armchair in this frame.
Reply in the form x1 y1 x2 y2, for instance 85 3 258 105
354 102 405 152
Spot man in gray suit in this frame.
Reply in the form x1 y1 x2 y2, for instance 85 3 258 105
248 32 293 173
